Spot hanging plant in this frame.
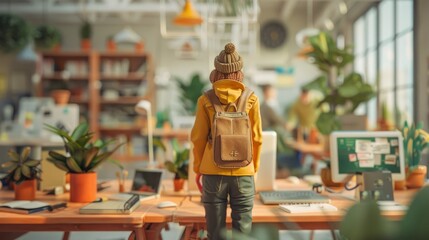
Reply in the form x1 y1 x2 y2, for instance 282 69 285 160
34 25 61 50
0 14 31 53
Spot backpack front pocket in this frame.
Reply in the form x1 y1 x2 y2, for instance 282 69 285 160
220 135 249 161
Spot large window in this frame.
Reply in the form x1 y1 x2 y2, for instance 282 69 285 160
353 0 414 129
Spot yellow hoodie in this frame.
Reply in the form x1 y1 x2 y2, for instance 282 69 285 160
191 79 263 176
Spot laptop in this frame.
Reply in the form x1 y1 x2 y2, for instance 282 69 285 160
129 169 163 201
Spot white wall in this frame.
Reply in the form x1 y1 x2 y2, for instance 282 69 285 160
0 10 321 115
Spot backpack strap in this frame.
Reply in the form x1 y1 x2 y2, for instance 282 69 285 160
204 89 224 113
236 87 253 112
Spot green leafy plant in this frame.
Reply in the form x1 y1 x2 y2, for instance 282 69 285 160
80 20 92 40
302 32 376 135
340 186 429 240
401 121 429 173
45 122 123 173
34 25 61 50
1 147 41 185
164 139 189 180
156 109 171 128
176 73 208 115
0 14 31 53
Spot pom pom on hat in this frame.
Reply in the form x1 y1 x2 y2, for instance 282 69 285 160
224 43 235 54
214 42 243 74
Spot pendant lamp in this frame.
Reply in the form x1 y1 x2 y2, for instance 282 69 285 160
295 0 319 48
113 27 142 44
174 0 203 26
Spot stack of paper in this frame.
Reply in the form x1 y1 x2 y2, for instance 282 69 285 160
279 203 338 213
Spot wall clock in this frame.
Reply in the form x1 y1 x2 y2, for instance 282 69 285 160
260 21 287 49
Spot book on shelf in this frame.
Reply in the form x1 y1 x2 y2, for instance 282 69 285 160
79 194 140 214
0 200 67 214
279 203 338 213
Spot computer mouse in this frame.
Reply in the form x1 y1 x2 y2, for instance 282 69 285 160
157 201 178 209
286 176 300 184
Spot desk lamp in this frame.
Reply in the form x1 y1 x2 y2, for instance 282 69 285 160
135 100 154 168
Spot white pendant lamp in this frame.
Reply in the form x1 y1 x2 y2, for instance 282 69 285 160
113 27 142 44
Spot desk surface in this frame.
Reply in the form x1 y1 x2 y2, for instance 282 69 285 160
0 181 185 240
0 178 420 239
174 180 418 230
286 139 324 155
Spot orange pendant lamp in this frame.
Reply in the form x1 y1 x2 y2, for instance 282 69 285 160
174 0 203 26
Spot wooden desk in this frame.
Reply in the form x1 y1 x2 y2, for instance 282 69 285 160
173 180 418 239
286 140 324 155
0 182 186 240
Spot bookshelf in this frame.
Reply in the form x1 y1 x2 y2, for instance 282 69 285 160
37 51 156 161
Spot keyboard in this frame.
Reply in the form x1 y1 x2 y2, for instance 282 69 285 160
259 190 331 205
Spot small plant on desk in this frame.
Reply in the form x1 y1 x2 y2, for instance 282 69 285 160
1 147 41 200
401 121 429 188
163 139 189 192
45 122 123 202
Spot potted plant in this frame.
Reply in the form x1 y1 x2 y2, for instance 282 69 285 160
0 14 31 53
50 77 71 105
164 140 189 192
33 25 61 51
176 73 208 115
80 20 92 51
401 121 429 189
106 35 116 52
45 122 122 202
303 32 376 135
302 32 376 187
135 40 144 53
1 147 41 200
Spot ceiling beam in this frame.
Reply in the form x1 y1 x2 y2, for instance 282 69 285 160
314 0 340 28
280 0 299 20
0 2 180 14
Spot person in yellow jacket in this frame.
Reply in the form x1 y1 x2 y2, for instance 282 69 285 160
191 43 262 239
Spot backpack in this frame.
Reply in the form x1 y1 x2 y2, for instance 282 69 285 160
205 88 253 169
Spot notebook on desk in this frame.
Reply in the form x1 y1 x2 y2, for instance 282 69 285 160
259 190 331 205
79 194 140 214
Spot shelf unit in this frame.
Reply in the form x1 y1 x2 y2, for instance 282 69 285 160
37 51 156 160
36 51 99 136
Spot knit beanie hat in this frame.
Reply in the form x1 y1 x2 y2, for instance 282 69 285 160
214 43 243 73
210 43 244 83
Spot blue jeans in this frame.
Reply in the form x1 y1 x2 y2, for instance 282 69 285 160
201 175 255 240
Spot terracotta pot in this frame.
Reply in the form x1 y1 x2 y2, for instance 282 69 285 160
70 172 97 203
106 40 116 52
15 179 37 200
394 180 407 190
135 41 144 53
320 167 344 189
173 179 185 192
81 39 91 51
53 43 61 52
406 165 427 189
51 90 71 105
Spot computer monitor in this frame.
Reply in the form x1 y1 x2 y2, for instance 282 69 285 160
330 131 405 182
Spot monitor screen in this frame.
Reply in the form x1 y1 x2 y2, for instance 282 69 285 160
131 169 163 193
330 131 405 182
